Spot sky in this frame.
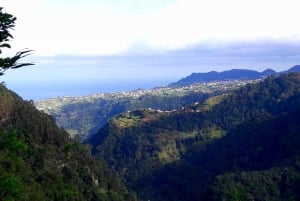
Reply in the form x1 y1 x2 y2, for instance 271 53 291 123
2 0 300 99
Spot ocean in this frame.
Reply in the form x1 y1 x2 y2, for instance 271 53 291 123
5 79 174 100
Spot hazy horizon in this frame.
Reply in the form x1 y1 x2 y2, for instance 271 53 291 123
5 78 174 100
3 63 298 100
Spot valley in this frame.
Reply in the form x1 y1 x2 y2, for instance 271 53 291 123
2 2 300 200
2 70 300 201
89 73 300 200
33 68 300 201
35 78 260 139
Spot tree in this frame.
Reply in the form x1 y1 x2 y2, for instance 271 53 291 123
0 7 33 76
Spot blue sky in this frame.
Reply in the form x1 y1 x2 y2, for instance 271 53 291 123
2 0 300 99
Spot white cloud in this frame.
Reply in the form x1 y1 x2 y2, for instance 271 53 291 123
143 0 300 48
2 0 300 56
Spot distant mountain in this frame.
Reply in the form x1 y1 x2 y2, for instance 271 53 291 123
286 65 300 73
169 69 276 86
169 65 300 87
170 65 300 87
89 73 300 201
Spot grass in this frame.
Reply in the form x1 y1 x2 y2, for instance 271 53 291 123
115 113 141 128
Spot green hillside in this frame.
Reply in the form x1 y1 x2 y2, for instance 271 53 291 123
0 84 136 201
36 79 256 139
89 73 300 201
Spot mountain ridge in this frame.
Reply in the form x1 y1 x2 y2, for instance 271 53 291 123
169 65 300 87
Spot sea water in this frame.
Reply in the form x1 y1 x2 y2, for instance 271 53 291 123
5 79 173 100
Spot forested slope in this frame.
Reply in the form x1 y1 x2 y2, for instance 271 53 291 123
89 73 300 201
0 84 136 201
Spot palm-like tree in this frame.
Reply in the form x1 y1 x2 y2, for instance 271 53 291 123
0 7 33 76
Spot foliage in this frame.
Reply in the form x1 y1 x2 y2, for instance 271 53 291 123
0 84 136 201
0 7 33 76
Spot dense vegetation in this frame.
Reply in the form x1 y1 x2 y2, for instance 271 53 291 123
0 84 136 201
89 73 300 201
